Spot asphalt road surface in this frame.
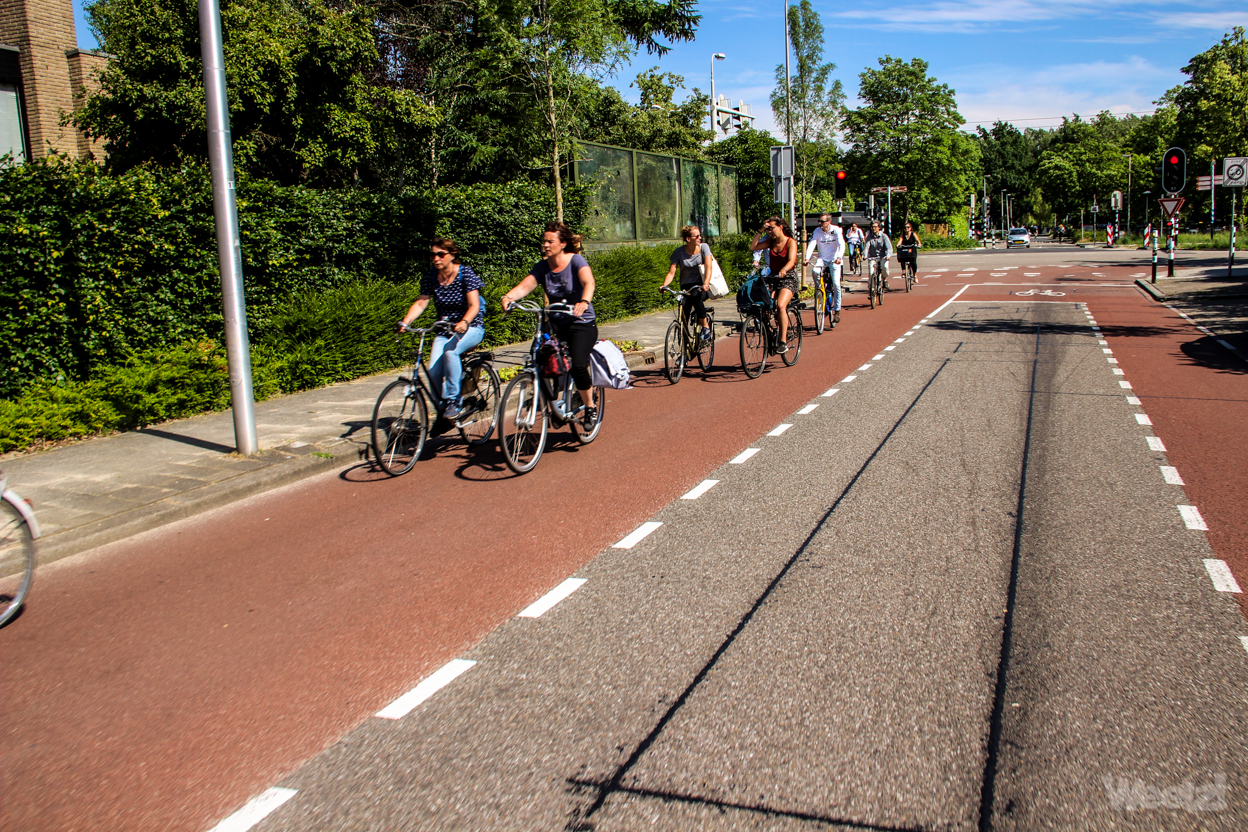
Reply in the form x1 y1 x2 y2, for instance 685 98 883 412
5 246 1247 831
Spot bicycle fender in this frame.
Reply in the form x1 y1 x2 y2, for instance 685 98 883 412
3 488 41 539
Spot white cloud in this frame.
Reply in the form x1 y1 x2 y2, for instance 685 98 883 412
1161 12 1248 30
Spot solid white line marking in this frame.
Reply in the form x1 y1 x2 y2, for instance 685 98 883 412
1113 368 1125 375
768 423 793 436
681 479 720 500
1179 505 1208 530
884 345 896 351
1147 436 1166 451
798 404 818 414
872 354 885 360
209 788 298 832
1160 466 1184 485
1203 559 1242 593
377 659 477 719
858 364 873 371
1135 413 1152 425
518 578 587 618
821 387 840 397
613 521 663 548
1119 380 1133 388
841 374 858 383
730 448 761 464
1126 396 1141 405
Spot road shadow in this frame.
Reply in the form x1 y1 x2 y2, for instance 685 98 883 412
1179 335 1248 375
136 428 235 454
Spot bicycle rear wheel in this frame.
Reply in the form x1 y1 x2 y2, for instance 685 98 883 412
739 313 766 378
814 276 826 335
782 305 802 366
664 320 685 384
499 371 547 474
456 360 501 446
571 385 606 444
0 498 34 628
904 262 914 292
371 379 429 475
696 311 715 372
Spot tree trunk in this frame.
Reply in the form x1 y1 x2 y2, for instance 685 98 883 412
545 57 563 223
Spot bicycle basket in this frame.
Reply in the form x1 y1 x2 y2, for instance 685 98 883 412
735 273 774 313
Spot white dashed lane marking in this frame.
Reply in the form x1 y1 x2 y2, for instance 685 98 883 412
518 578 587 618
1120 380 1133 389
841 375 858 384
208 788 299 832
1127 396 1141 405
1240 636 1248 656
821 387 840 397
1113 369 1126 376
798 404 819 414
1135 414 1152 425
873 354 885 361
858 364 873 371
376 659 477 720
1179 505 1209 531
730 448 761 464
1203 559 1243 593
613 521 663 548
1147 436 1166 451
768 424 794 436
884 345 896 351
681 479 719 499
1160 466 1184 485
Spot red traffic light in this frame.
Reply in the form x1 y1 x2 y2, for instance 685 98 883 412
1169 155 1178 164
836 171 847 180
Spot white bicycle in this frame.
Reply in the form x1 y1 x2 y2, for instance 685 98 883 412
1 471 39 627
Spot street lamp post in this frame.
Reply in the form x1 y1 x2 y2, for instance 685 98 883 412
783 0 792 143
709 53 726 140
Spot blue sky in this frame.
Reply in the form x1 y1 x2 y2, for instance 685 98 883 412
72 0 1247 138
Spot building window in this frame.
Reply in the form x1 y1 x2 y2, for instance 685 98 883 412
0 82 24 164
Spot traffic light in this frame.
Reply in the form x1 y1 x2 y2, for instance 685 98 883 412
834 170 847 200
1162 147 1186 194
1152 164 1163 193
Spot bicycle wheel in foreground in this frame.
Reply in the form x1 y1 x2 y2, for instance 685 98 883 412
371 380 429 476
664 320 685 384
457 361 501 446
781 305 802 366
572 385 607 445
739 312 767 379
0 499 35 628
696 312 715 371
814 277 826 334
499 372 548 474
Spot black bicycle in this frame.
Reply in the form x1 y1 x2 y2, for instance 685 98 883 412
661 286 715 383
370 321 501 476
498 301 606 475
739 297 802 378
898 243 918 292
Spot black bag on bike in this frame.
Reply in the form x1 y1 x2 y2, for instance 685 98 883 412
538 337 571 377
735 273 774 314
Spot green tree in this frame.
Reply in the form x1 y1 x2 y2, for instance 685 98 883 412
842 56 979 224
769 0 843 219
77 0 439 186
705 127 780 230
1172 27 1248 164
1035 116 1128 221
580 68 711 156
976 121 1040 223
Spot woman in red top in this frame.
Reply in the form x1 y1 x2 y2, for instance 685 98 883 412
749 215 799 352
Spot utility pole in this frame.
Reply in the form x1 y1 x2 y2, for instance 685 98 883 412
199 0 257 456
783 0 792 145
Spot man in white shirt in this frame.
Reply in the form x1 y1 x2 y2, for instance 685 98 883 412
804 213 844 325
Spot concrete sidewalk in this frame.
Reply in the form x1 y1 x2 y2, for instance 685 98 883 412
2 298 747 564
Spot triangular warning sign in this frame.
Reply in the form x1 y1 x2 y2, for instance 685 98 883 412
1158 196 1185 217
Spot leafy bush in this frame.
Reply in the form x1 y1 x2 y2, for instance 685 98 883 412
913 234 981 251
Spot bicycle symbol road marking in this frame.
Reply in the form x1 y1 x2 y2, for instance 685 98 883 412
1014 289 1066 296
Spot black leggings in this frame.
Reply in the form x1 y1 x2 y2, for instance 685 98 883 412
551 317 598 391
680 286 708 326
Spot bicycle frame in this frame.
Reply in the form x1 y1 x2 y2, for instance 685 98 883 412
510 301 586 424
0 474 40 540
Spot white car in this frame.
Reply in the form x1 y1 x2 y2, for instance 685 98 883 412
1007 227 1031 248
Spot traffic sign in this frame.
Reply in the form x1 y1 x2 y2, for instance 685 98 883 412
1110 190 1122 210
769 145 793 178
870 186 907 193
1224 157 1246 188
1196 174 1223 191
1158 196 1184 217
1091 204 1099 213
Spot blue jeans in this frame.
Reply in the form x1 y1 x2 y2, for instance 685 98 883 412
428 326 485 405
815 259 842 311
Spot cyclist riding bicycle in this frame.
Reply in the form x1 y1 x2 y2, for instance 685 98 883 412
897 221 921 283
749 215 799 353
845 222 864 269
863 220 893 288
803 213 844 325
500 222 600 428
661 225 715 342
398 237 485 420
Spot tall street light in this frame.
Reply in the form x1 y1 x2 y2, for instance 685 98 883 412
709 53 726 140
783 0 792 143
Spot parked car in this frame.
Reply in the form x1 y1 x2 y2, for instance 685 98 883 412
1007 227 1031 248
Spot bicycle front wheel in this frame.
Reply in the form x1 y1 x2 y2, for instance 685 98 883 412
905 263 914 292
0 498 35 628
739 313 766 378
814 277 826 335
499 372 548 474
371 379 429 476
782 305 802 366
664 320 685 384
696 311 715 371
457 360 501 446
572 385 606 444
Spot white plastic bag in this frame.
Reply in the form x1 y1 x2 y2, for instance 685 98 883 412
590 340 631 389
699 258 730 299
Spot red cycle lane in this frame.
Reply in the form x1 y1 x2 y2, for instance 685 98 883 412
1 283 947 832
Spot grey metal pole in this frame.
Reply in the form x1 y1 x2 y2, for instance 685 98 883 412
1210 160 1216 239
1230 190 1237 278
783 0 791 143
1126 154 1132 237
199 0 257 456
709 55 715 138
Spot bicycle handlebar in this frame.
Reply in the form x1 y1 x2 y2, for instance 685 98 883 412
505 300 576 314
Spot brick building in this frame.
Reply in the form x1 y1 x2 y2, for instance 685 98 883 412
0 0 108 162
